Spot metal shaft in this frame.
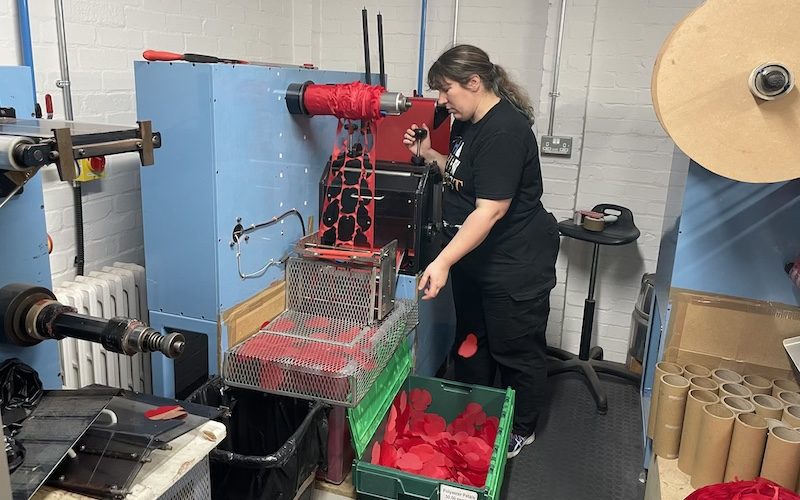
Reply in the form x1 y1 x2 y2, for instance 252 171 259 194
547 0 567 136
54 0 73 121
377 12 386 88
362 8 371 85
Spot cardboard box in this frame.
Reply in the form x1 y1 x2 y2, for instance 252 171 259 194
664 289 800 380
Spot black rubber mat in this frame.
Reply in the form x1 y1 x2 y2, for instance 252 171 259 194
501 372 646 499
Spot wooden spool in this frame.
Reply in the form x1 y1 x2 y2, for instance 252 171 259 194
652 0 800 183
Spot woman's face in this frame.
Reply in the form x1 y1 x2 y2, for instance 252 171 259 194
435 76 480 122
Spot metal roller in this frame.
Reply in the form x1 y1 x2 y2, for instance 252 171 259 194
0 283 185 358
0 135 35 172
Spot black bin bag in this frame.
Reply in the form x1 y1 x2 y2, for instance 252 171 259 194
186 377 328 500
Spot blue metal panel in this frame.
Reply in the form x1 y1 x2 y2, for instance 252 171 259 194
0 67 60 389
211 65 363 320
147 311 218 398
135 62 219 321
672 162 800 303
396 275 456 377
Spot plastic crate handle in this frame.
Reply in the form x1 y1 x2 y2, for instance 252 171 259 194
439 381 473 395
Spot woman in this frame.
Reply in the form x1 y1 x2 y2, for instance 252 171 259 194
403 44 559 459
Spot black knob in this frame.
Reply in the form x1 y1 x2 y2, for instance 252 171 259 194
763 70 787 92
414 128 427 140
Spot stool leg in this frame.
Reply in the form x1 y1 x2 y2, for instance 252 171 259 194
578 360 608 414
578 244 600 361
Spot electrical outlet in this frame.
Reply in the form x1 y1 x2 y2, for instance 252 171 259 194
541 135 573 157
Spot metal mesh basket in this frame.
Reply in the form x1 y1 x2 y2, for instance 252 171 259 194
159 456 211 500
223 299 418 406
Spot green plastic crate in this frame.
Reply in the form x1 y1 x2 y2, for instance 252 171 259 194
349 342 515 500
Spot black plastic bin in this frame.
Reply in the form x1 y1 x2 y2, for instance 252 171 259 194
186 377 328 500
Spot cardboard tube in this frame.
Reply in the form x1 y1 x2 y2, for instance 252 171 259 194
719 382 752 400
654 374 691 458
690 376 719 394
777 391 800 408
691 403 735 489
784 405 800 428
743 374 773 395
751 394 783 421
712 368 743 386
648 362 684 439
683 364 711 379
678 389 719 475
724 412 768 482
764 417 790 431
772 379 800 397
761 426 800 489
721 395 755 415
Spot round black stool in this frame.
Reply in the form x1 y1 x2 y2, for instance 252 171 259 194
548 203 642 414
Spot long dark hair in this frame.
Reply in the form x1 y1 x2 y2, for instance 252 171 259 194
427 44 535 125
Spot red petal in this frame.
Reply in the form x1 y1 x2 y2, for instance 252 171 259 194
396 453 423 472
423 414 447 436
399 391 407 413
408 443 436 462
305 316 331 329
465 402 483 416
387 405 398 432
379 444 397 467
371 442 381 464
457 333 478 358
384 428 397 444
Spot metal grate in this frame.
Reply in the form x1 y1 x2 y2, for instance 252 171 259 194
286 256 376 325
223 299 417 406
159 456 211 500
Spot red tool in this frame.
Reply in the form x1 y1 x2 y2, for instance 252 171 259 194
142 50 316 69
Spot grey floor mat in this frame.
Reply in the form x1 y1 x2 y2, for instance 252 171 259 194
501 372 646 500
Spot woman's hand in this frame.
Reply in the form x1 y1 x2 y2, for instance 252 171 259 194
418 258 450 300
403 123 431 158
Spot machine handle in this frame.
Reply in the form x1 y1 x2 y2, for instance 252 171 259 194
143 50 185 61
143 50 243 65
350 193 385 201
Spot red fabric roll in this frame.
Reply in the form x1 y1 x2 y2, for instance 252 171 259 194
303 82 385 120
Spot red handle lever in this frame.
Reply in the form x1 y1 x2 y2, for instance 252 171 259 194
142 50 184 62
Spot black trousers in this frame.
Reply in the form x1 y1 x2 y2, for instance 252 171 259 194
450 269 550 436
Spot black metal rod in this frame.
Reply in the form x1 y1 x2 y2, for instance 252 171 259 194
362 8 371 85
51 312 108 343
588 243 600 299
377 12 386 88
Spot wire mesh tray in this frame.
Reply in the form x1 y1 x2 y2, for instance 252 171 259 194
222 299 418 407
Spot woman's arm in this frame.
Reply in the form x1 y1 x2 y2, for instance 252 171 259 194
418 197 511 299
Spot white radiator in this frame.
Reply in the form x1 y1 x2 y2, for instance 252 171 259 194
53 262 152 393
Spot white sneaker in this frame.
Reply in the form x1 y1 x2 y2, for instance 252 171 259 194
507 432 535 458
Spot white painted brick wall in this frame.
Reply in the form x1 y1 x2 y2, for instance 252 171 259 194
1 0 702 363
548 0 702 362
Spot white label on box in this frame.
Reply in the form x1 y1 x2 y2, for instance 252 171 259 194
440 484 478 500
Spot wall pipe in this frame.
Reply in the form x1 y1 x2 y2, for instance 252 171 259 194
452 0 459 46
417 0 427 95
547 0 567 136
15 0 37 104
54 0 84 276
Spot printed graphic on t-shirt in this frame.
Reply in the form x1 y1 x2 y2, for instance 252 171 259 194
444 136 464 191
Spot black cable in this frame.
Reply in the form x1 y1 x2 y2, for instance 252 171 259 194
73 181 84 275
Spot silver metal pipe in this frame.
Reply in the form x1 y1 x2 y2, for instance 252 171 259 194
452 0 460 45
547 0 567 136
54 0 74 121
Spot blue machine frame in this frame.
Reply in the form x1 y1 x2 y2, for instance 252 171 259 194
0 67 61 389
135 62 454 397
641 156 800 467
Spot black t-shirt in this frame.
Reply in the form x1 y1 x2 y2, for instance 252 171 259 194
442 98 559 299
